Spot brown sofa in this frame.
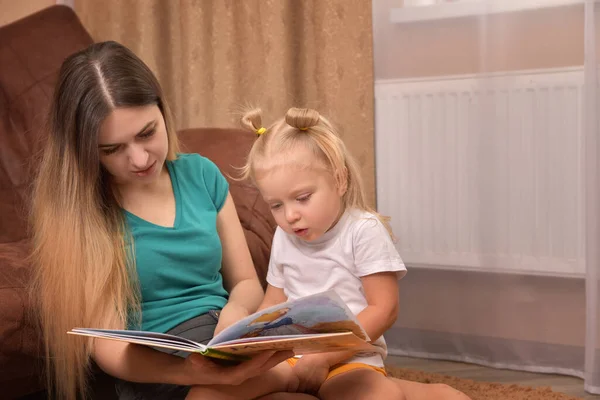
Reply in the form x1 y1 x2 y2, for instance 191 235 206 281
0 5 276 399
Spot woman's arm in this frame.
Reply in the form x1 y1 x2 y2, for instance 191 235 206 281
214 192 265 334
93 337 292 386
93 339 189 385
91 193 288 386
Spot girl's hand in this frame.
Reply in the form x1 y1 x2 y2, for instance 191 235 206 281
291 355 330 395
213 302 249 336
183 350 294 386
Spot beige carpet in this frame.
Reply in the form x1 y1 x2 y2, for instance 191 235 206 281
386 366 582 400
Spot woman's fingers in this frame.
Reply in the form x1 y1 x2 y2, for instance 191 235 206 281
226 351 294 385
185 350 293 386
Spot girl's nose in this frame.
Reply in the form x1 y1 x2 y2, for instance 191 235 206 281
285 207 300 224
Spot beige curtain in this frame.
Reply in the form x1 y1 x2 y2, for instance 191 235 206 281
73 0 375 204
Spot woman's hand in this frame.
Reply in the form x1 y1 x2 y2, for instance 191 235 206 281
291 355 330 395
182 350 294 386
213 301 250 336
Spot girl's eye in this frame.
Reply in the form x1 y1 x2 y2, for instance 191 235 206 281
102 146 120 155
139 129 156 139
297 194 312 202
270 203 282 210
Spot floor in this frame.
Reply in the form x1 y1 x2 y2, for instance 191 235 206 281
386 355 600 400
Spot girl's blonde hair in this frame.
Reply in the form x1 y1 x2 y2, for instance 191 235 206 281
29 41 179 400
239 107 393 237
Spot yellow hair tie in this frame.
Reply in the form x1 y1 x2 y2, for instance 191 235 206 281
256 127 266 135
299 127 308 131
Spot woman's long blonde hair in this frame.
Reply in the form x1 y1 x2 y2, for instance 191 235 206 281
239 107 393 237
29 41 179 400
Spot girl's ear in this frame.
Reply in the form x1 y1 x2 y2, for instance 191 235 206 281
335 166 348 197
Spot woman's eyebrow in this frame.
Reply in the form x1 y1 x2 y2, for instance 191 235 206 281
98 120 156 147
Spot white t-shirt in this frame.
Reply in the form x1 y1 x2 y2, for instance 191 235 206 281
267 209 407 367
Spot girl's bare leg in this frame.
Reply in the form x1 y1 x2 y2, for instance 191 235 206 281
318 369 406 400
313 369 472 400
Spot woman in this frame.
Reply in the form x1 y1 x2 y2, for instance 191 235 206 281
30 40 316 400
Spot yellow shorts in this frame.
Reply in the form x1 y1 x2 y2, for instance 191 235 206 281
286 357 387 381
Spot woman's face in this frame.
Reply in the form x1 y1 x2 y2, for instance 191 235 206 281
97 105 169 187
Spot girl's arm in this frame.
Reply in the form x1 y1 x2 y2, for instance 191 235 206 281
214 192 265 334
310 217 403 367
355 271 400 341
291 272 399 393
258 284 288 311
301 271 399 367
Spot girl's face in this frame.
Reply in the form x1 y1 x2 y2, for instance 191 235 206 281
98 105 169 187
255 148 346 242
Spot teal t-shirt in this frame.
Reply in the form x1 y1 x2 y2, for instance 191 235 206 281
125 153 230 332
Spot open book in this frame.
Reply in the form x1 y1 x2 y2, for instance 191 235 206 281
68 291 380 361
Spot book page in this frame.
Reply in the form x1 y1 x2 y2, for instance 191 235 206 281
68 328 206 352
209 291 369 347
211 331 382 357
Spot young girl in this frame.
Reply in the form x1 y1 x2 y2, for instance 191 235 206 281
188 108 472 400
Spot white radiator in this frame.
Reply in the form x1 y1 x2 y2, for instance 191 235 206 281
375 67 584 276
